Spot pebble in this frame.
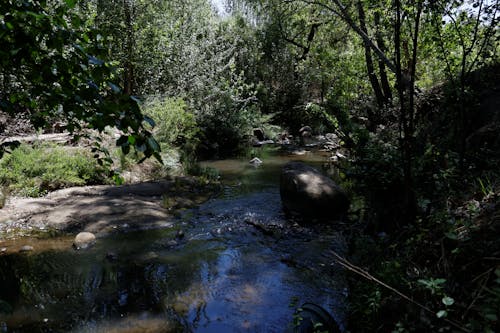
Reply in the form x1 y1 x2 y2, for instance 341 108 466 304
166 240 178 247
73 232 96 250
19 245 34 252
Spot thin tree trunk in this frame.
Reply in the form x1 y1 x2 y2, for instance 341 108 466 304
374 11 392 103
123 0 134 95
395 0 416 225
330 0 397 74
357 1 385 108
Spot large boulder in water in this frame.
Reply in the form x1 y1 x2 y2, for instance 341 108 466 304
280 161 349 219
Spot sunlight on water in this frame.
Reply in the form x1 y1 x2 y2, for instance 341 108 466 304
0 147 347 332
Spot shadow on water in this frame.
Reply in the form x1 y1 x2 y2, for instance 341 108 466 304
0 146 348 332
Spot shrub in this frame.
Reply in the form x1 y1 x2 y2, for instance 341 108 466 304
0 143 105 197
142 97 199 153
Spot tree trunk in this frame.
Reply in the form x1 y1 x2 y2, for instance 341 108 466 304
123 0 134 95
357 1 385 108
331 0 397 74
394 0 416 225
374 12 392 103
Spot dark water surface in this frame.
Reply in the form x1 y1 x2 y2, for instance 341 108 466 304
0 147 347 332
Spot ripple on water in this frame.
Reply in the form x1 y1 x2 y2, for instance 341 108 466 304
0 188 348 332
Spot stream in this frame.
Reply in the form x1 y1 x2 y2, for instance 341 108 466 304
0 146 348 332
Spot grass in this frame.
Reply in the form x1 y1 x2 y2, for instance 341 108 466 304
0 143 106 197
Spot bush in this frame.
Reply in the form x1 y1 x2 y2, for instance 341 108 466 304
0 143 106 197
142 97 199 153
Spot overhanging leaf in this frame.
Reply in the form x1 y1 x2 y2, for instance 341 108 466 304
143 115 156 128
436 310 447 318
442 296 454 306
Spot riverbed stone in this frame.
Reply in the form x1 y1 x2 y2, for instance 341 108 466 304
280 161 349 220
249 157 263 165
73 232 96 250
19 245 34 252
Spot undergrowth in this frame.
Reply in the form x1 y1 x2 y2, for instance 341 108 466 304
0 143 106 197
344 71 500 332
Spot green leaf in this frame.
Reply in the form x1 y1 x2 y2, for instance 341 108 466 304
445 232 458 240
143 115 156 128
64 0 77 8
116 135 129 146
121 144 130 155
88 56 104 66
147 137 160 153
484 313 498 321
130 95 141 104
112 174 124 185
442 296 454 306
136 143 147 153
436 310 448 318
108 82 121 94
153 152 163 164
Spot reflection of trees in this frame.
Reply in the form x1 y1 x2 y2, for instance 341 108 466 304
0 241 224 331
0 254 21 313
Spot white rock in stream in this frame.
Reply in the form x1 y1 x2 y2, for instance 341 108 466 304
73 232 96 250
249 157 262 165
19 245 34 252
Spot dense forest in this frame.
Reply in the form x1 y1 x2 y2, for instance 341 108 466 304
1 0 499 332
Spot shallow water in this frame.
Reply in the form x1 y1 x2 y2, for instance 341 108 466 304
0 146 347 332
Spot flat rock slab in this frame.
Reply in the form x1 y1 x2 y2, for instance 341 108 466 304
0 180 180 238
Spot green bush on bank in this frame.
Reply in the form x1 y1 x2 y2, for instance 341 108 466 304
0 143 106 197
142 96 199 153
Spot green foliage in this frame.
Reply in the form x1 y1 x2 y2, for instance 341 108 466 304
142 97 199 151
0 0 161 162
0 144 105 197
417 277 446 295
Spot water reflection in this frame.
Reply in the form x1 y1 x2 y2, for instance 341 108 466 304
0 147 347 332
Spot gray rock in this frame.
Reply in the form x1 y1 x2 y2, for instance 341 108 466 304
252 139 274 147
249 157 263 165
73 232 96 250
19 245 34 252
280 161 349 220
